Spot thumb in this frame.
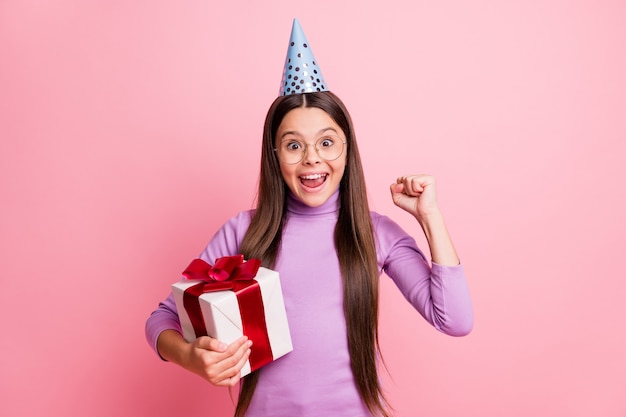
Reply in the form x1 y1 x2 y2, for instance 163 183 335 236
390 182 404 194
195 336 227 352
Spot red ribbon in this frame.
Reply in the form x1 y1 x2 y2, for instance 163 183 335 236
182 255 273 372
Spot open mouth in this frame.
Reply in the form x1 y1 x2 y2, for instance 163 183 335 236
299 173 328 188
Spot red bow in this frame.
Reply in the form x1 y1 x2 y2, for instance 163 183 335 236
181 255 273 373
183 254 261 287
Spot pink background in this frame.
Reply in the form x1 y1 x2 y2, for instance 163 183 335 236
1 1 625 416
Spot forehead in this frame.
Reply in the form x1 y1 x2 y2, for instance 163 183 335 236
276 107 344 139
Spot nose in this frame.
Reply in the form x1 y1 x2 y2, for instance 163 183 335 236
302 143 321 164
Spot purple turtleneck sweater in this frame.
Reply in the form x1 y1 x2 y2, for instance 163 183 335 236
145 191 473 416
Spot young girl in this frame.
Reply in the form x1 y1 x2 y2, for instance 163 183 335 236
145 20 473 417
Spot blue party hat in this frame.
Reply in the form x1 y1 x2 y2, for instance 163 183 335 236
279 19 328 96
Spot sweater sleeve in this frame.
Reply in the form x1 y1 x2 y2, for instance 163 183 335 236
144 211 254 357
373 213 473 336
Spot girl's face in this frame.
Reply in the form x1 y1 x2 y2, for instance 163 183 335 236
275 106 347 207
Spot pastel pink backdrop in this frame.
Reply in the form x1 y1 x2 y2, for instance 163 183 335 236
1 1 624 416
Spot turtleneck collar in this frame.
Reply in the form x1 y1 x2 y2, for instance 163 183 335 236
286 188 340 216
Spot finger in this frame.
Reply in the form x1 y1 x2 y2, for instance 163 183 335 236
211 338 251 372
223 337 251 356
234 342 253 370
396 176 420 194
220 373 242 388
213 352 250 387
195 336 228 352
225 343 254 385
396 177 419 196
408 177 425 195
226 336 250 354
212 340 252 385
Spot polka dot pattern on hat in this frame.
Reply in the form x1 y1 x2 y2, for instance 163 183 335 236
279 19 328 96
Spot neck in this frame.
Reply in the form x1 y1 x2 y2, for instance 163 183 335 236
287 189 340 215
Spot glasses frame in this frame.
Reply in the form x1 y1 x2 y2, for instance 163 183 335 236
273 136 347 165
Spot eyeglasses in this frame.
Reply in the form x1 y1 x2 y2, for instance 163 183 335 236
274 136 346 165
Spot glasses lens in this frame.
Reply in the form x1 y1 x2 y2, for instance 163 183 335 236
316 136 344 161
278 140 305 164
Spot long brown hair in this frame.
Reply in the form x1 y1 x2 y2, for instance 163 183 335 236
236 91 389 416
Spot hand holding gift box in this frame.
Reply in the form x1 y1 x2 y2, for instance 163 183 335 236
172 255 293 377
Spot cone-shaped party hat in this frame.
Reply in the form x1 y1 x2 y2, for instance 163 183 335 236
279 19 328 96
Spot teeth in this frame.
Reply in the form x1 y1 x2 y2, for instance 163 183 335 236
300 173 326 180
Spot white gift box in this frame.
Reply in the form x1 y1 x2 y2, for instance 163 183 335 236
172 266 293 377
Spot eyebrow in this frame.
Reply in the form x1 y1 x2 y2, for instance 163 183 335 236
279 127 340 140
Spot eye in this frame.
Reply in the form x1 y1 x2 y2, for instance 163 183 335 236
284 141 302 151
319 137 334 148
